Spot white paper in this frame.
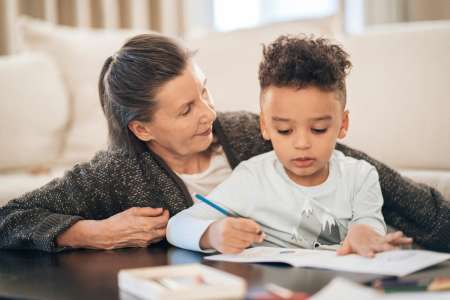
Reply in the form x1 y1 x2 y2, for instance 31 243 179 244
311 277 450 300
205 246 450 276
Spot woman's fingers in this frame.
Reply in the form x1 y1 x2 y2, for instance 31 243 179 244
138 210 169 231
129 206 165 217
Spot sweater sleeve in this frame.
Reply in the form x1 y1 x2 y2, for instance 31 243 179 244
0 151 121 252
336 143 450 252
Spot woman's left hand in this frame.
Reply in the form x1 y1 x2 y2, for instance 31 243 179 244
336 224 413 257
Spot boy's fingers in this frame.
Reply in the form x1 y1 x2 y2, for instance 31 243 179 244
385 231 404 242
231 218 261 233
391 237 413 245
230 228 263 244
227 236 254 249
372 242 394 253
336 240 351 256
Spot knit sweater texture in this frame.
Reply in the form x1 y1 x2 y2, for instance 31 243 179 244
0 111 449 252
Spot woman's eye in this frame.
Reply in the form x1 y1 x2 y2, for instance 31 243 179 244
202 88 209 99
312 128 327 134
181 104 192 116
277 129 292 135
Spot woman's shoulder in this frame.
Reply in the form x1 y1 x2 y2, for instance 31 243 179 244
216 111 259 131
72 148 144 178
215 111 272 164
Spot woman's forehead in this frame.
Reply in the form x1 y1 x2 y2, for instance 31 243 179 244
155 62 205 110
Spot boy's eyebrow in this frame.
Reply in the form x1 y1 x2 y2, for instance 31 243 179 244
309 115 333 121
272 116 290 122
272 115 333 122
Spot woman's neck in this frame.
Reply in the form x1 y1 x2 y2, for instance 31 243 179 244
147 144 212 174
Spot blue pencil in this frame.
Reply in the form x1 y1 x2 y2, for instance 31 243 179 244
194 194 272 242
194 194 233 216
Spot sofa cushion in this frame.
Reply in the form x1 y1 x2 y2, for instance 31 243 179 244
341 21 450 170
0 167 67 207
400 169 450 201
17 18 144 165
0 52 68 171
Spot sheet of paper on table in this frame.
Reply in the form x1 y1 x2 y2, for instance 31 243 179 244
311 277 450 300
205 246 450 276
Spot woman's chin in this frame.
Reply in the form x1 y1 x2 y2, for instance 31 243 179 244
190 134 214 153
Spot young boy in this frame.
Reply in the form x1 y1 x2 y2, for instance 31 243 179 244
167 35 412 257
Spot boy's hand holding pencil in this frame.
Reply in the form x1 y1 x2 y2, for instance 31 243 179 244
194 194 265 254
200 217 265 254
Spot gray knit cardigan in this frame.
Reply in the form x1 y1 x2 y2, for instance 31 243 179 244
1 111 449 252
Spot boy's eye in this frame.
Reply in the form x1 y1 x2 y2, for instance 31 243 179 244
312 128 327 134
277 129 292 135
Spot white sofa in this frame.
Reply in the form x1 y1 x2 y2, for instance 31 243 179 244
0 17 449 207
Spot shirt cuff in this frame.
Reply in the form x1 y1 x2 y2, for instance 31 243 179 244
167 218 216 252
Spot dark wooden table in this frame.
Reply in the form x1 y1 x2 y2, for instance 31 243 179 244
1 242 449 300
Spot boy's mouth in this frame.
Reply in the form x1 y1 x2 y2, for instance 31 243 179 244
292 157 315 168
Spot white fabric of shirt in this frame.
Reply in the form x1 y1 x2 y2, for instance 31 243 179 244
167 150 386 252
176 149 232 199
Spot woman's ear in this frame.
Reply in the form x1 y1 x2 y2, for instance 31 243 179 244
338 110 349 139
128 120 154 142
259 112 270 141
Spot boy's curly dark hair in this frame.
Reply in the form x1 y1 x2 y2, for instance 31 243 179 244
258 35 352 105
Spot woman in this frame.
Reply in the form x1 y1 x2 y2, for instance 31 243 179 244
0 34 448 252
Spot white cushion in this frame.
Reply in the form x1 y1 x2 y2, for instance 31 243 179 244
187 16 339 113
0 167 67 207
17 17 144 165
341 21 450 170
0 52 68 171
400 169 450 201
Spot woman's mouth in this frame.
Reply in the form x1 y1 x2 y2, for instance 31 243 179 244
195 128 212 136
292 157 315 168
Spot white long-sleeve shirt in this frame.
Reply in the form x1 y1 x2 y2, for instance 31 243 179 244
167 150 386 252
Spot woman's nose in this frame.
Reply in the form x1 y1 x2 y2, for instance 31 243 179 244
199 97 216 123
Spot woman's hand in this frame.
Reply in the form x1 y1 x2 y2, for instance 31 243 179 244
336 224 413 257
200 217 264 254
56 207 169 250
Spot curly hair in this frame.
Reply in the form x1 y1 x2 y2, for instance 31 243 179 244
258 35 352 105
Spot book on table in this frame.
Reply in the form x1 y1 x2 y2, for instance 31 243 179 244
205 246 450 276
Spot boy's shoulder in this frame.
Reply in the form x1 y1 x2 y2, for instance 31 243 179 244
332 149 377 176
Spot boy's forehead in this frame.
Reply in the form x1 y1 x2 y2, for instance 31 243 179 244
261 86 343 117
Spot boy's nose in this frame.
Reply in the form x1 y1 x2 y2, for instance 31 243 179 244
293 132 311 149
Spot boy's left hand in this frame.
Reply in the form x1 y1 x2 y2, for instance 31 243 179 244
336 224 413 257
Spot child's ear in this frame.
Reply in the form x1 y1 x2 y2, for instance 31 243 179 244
338 110 349 139
128 120 154 142
259 112 271 141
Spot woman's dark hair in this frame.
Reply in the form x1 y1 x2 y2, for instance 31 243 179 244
258 35 352 106
98 33 191 154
